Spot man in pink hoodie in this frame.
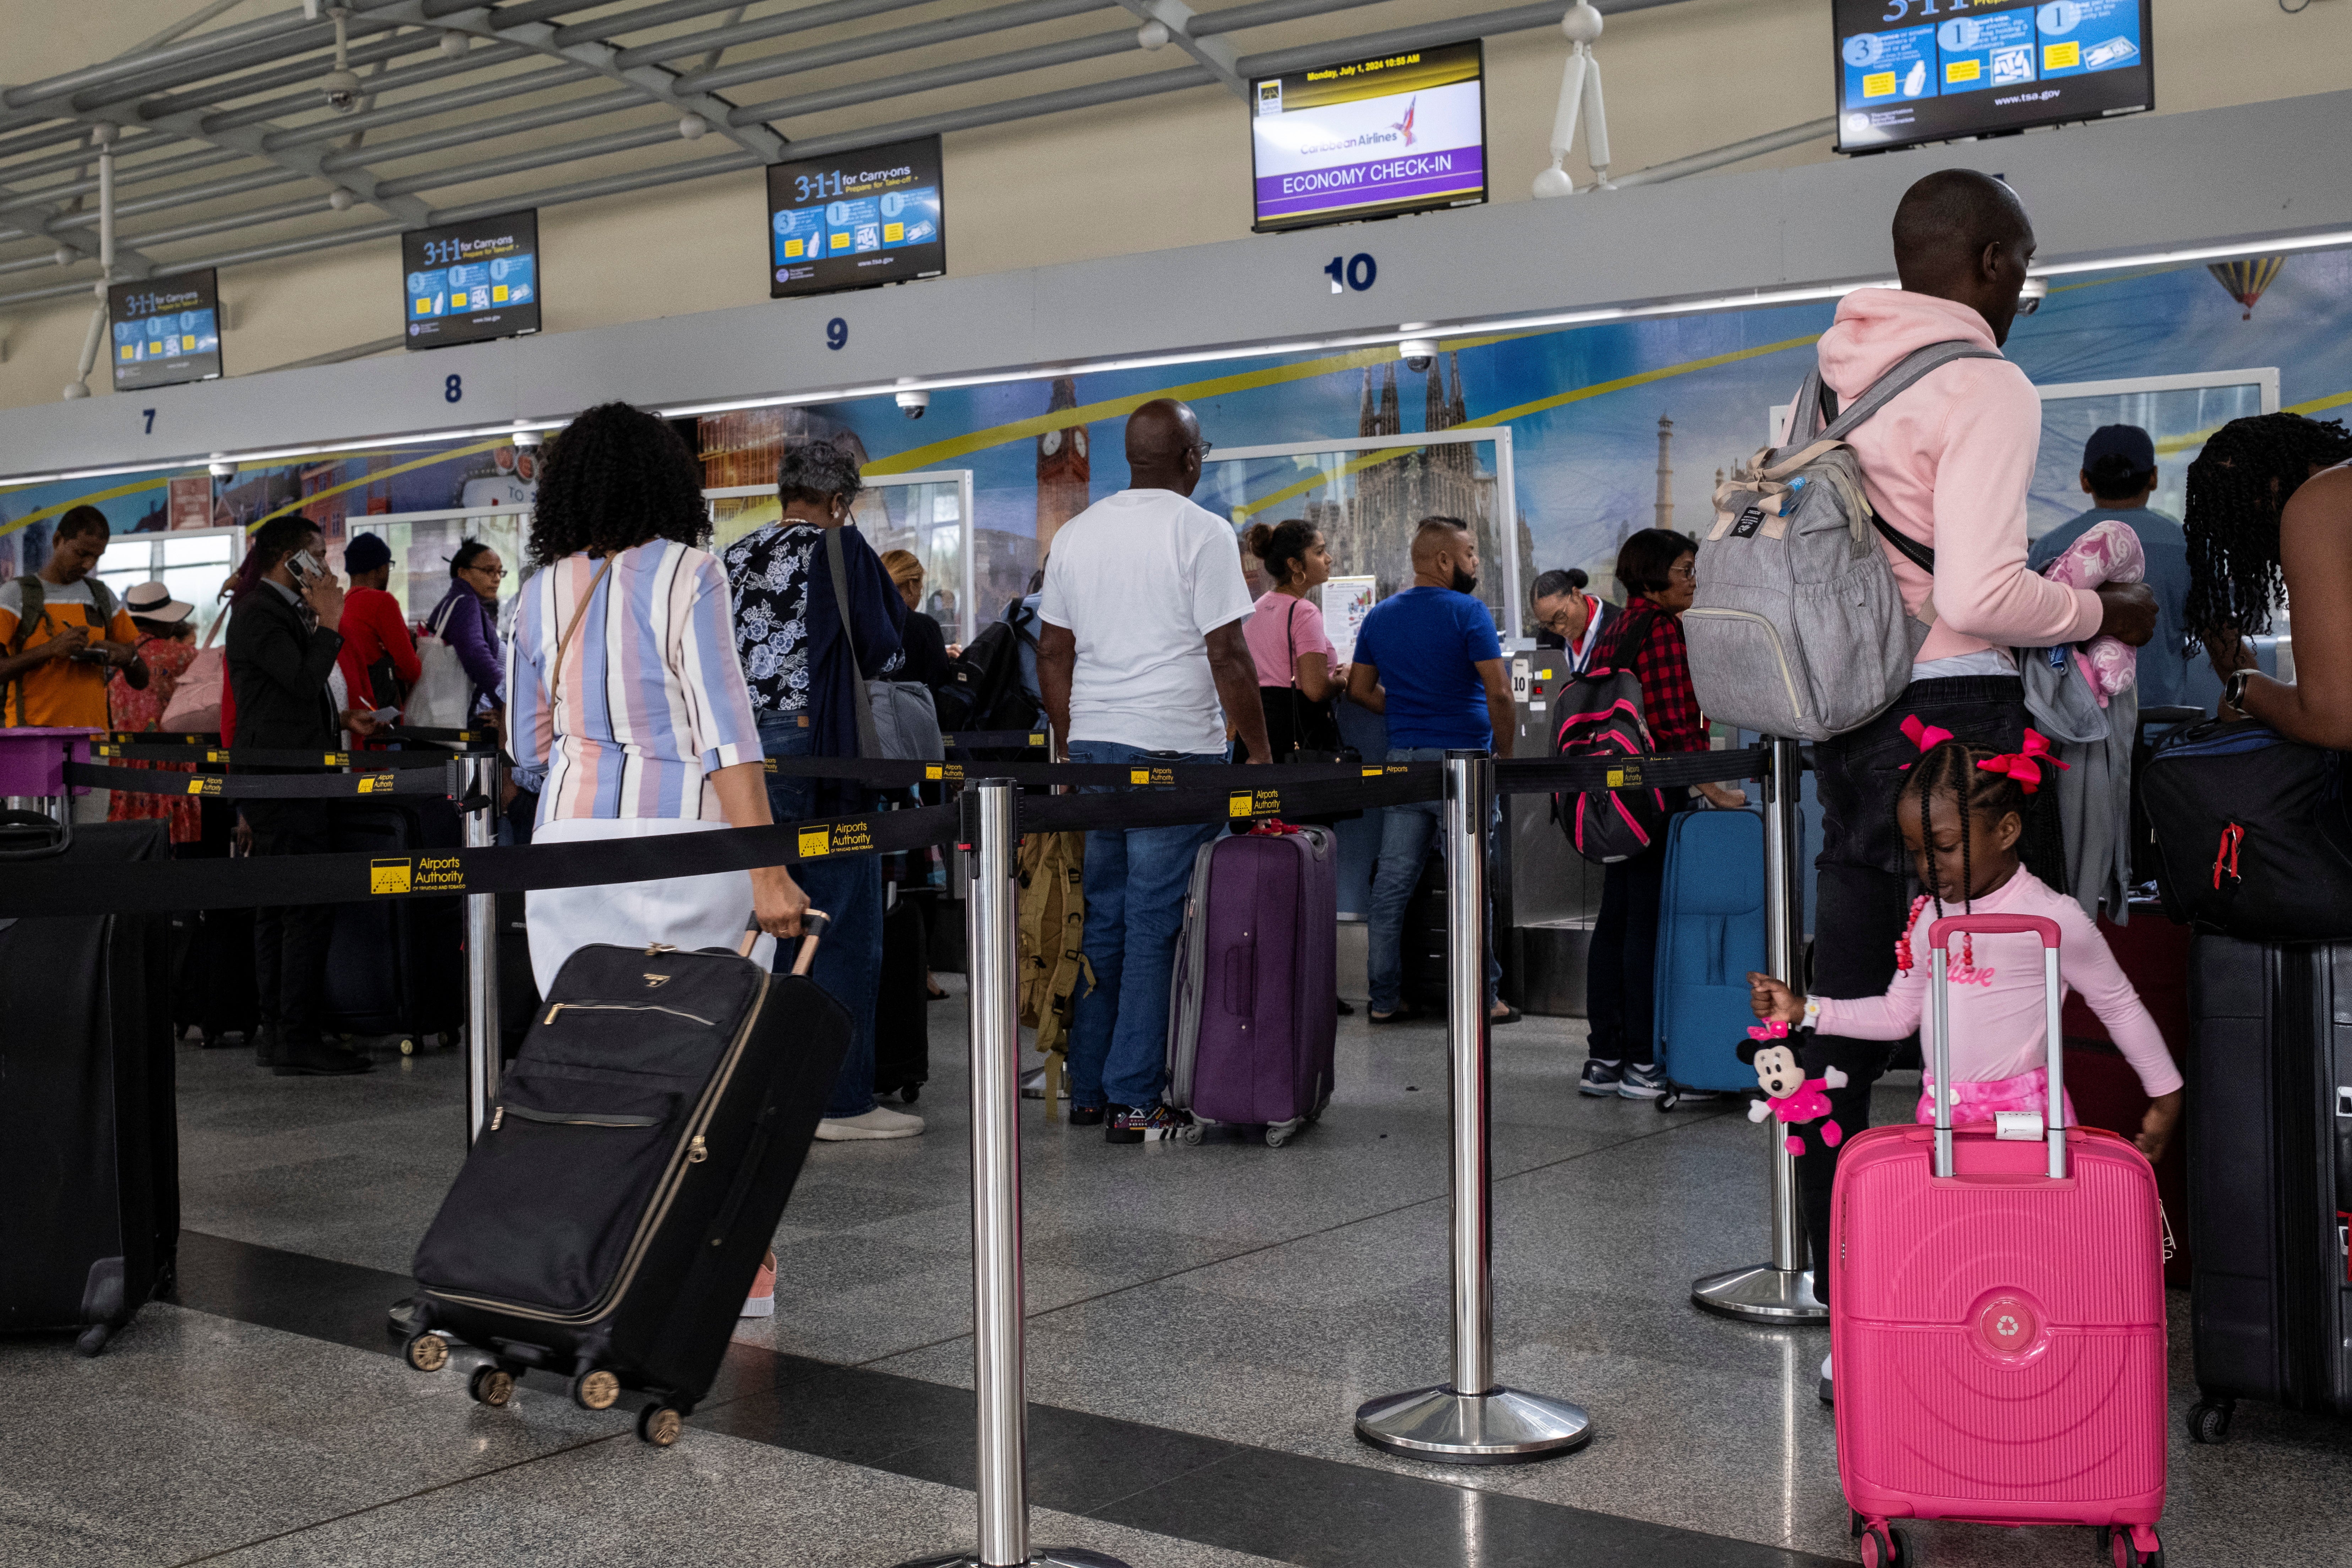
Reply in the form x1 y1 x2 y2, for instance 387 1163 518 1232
1792 171 2157 1364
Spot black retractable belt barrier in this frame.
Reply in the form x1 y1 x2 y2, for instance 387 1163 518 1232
765 755 1436 789
1023 767 1442 833
380 724 498 745
939 729 1051 751
0 803 964 918
65 761 460 800
92 741 467 770
1492 746 1770 796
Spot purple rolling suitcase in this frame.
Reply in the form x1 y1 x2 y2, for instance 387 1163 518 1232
1165 823 1337 1147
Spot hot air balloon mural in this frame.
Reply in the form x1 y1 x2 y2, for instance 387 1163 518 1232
2208 256 2286 321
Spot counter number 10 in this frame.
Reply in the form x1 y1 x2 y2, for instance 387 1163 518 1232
1324 254 1376 294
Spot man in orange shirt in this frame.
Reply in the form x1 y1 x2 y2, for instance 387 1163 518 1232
0 506 145 820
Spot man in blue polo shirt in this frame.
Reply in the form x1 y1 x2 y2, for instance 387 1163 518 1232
2028 423 2194 710
1346 516 1519 1025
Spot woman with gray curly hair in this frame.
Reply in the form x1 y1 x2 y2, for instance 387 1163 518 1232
722 436 914 1142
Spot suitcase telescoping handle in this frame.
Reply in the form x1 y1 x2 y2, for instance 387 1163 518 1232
740 909 830 975
1925 913 2065 1181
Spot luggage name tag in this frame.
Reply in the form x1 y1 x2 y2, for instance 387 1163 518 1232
1994 1111 2044 1141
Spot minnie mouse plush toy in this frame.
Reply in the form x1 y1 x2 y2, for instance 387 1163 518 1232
1737 1020 1847 1155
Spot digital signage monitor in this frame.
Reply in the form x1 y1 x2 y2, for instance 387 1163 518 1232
109 270 222 391
1834 0 2152 155
1248 39 1487 233
766 135 946 299
402 208 540 349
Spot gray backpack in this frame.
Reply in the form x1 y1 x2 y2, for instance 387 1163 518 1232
1683 340 1999 742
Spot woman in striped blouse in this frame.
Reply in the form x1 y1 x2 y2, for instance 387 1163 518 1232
506 402 808 988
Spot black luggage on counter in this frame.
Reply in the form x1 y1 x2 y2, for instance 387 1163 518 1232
2183 934 2352 1443
874 890 930 1103
404 918 848 1444
324 800 462 1049
0 822 179 1355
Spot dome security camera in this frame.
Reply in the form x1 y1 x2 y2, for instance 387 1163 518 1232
2016 276 2049 316
208 459 236 478
514 429 544 449
896 389 930 420
321 67 362 113
1400 337 1438 373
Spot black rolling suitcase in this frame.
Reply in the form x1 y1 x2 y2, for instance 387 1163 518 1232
874 889 930 1103
0 821 179 1355
404 917 848 1444
2183 934 2352 1443
324 800 463 1049
496 889 538 1064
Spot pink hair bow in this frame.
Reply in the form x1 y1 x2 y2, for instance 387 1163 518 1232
1747 1020 1789 1042
1976 728 2069 794
1896 715 1955 770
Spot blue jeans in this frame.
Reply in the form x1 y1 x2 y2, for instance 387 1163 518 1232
760 715 884 1120
1365 747 1502 1016
1064 739 1224 1111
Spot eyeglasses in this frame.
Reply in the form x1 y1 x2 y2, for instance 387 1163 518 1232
1537 610 1579 634
1190 439 1215 461
466 563 507 579
1668 563 1697 583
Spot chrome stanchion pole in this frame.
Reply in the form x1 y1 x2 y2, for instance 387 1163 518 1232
462 749 501 1145
1355 750 1592 1463
1691 735 1825 1323
894 779 1127 1568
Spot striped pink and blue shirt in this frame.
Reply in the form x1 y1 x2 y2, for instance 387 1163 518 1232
507 541 763 823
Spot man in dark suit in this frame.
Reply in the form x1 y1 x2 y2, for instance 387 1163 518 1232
227 516 371 1076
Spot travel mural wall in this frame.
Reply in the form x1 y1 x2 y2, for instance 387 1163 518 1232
5 243 2347 634
723 241 2352 628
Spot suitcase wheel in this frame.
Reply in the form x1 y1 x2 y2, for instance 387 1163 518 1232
2101 1525 2163 1568
1265 1127 1292 1149
397 1038 417 1056
570 1368 622 1411
1657 1089 1680 1113
468 1365 516 1408
74 1323 114 1358
1177 1121 1205 1146
1855 1522 1913 1567
404 1331 450 1374
637 1401 685 1446
2186 1398 2234 1445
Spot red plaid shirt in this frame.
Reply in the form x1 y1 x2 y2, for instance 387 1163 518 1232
1600 598 1708 754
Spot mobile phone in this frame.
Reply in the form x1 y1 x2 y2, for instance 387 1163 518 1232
285 548 323 588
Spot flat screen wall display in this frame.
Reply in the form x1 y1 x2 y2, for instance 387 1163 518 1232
402 208 540 349
766 135 945 299
1835 0 2152 155
1248 38 1486 233
109 270 222 391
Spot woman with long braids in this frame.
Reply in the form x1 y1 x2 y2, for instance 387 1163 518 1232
1749 726 2183 1401
505 402 810 988
2184 411 2352 747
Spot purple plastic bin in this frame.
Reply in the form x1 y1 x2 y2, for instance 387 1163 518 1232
0 727 99 796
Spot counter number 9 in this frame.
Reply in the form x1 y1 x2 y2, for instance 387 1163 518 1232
826 317 848 351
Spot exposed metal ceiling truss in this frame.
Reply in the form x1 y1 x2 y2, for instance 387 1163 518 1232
0 0 1700 318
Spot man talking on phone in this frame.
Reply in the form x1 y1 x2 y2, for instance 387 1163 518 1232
226 515 373 1077
0 506 146 820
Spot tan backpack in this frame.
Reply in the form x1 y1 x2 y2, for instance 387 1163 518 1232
1015 830 1091 1118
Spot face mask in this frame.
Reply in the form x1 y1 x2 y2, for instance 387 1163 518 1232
1450 566 1479 595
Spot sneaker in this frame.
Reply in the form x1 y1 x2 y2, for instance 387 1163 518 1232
740 1250 777 1318
1021 1065 1047 1099
1105 1102 1188 1144
1618 1062 1669 1100
1819 1351 1834 1406
1578 1059 1623 1096
814 1104 925 1141
1067 1104 1106 1127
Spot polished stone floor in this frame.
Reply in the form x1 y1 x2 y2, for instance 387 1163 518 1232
9 972 2350 1567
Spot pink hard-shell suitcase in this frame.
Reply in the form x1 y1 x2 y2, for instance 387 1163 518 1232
1831 914 2168 1568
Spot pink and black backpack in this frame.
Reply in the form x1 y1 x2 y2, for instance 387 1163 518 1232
1553 606 1668 864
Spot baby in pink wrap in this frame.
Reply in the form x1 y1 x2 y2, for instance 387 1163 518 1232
2038 517 2145 706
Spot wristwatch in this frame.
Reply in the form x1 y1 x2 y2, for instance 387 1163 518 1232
2223 667 2255 714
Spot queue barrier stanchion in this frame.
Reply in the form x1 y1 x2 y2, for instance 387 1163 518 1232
1354 749 1594 1464
462 751 501 1144
893 778 1128 1568
1689 735 1825 1324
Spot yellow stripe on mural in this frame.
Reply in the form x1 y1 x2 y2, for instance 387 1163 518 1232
2150 386 2352 456
1231 333 1822 522
0 475 172 541
249 437 513 530
863 334 1521 477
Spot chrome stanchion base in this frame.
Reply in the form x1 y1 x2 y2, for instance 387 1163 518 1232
1689 1264 1826 1324
891 1551 1132 1567
1353 1384 1592 1465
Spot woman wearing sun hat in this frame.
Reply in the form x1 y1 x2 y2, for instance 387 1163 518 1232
107 581 206 847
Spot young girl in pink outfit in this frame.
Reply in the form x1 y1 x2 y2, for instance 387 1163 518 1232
1749 723 2183 1160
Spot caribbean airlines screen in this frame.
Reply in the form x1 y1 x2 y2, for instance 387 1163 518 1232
1249 39 1485 233
1834 0 2152 154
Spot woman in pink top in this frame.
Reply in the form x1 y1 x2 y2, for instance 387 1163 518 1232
1236 519 1345 761
1749 729 2183 1157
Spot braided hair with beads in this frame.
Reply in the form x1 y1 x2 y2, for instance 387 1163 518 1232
2183 411 2352 640
1893 738 2036 973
